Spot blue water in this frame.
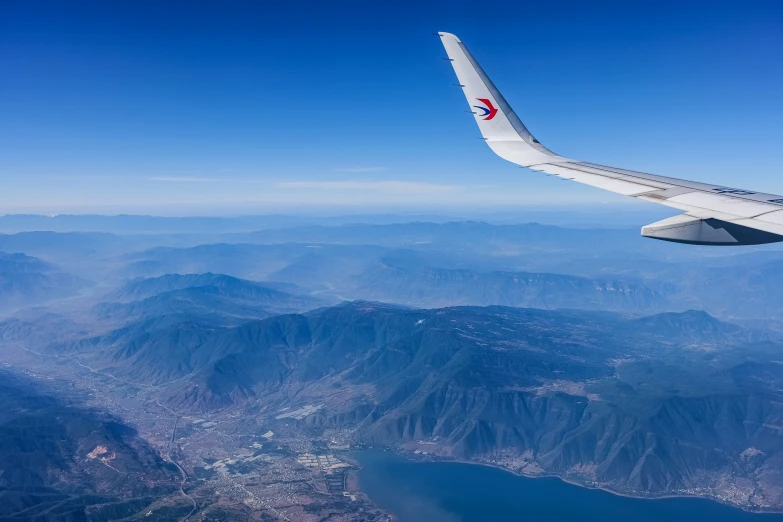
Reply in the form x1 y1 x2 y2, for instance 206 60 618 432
355 451 783 522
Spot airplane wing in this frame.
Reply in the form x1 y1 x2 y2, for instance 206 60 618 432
439 32 783 246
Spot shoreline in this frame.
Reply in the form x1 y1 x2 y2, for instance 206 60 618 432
452 457 783 515
351 447 783 517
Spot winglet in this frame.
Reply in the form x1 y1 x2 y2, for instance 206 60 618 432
439 32 560 166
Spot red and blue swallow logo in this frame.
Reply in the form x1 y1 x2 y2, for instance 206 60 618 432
473 98 498 120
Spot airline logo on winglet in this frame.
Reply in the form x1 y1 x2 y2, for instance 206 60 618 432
473 98 498 120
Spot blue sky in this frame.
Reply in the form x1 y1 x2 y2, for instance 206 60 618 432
0 0 781 215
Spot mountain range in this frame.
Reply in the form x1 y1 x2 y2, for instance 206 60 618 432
93 273 325 325
351 256 671 311
23 301 782 508
0 252 88 313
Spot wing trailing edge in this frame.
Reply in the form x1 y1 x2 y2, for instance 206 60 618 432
641 214 783 245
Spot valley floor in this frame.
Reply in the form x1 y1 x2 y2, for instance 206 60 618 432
2 336 780 521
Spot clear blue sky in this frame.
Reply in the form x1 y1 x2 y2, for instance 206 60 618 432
1 0 781 215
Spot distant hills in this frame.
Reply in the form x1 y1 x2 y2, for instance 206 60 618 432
0 213 461 234
98 224 783 322
119 243 389 283
115 247 674 314
352 257 670 312
95 273 325 325
110 272 308 302
1 220 783 322
0 252 88 313
0 210 673 234
0 231 123 261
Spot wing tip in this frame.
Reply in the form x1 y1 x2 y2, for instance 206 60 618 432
437 32 460 42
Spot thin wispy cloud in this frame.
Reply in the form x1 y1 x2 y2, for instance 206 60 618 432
278 180 460 193
332 167 387 173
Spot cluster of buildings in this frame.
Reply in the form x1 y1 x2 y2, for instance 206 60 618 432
295 453 350 472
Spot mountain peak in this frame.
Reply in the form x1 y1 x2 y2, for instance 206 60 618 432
632 309 741 336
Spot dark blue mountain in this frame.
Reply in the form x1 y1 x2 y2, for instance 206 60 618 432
0 371 179 519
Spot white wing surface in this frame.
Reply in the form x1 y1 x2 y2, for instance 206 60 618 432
439 32 783 246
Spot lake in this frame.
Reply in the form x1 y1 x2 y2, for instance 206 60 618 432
354 451 783 522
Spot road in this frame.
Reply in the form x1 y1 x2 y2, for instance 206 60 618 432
12 343 199 520
156 399 198 521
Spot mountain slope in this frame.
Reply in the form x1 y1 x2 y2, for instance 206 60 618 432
0 252 88 313
0 371 179 520
353 258 671 312
110 272 308 302
96 273 323 325
179 304 783 506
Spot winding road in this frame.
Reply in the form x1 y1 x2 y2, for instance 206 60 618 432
156 399 198 521
15 343 198 520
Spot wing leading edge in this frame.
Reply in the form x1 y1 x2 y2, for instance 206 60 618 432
439 32 783 246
